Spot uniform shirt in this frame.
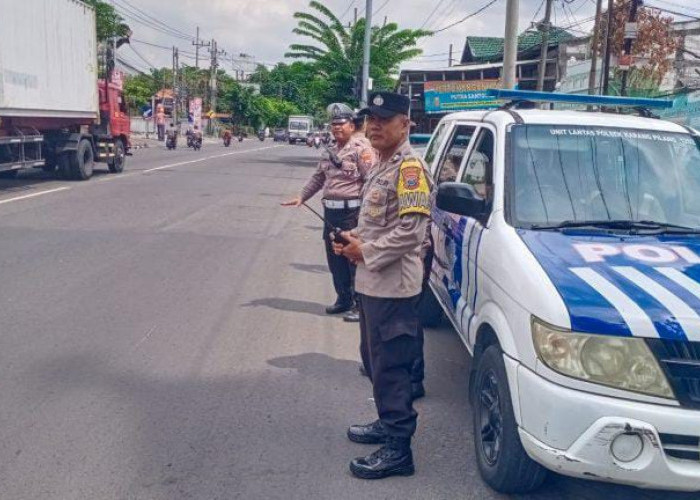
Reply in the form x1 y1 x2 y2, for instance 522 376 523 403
356 139 433 298
300 134 376 202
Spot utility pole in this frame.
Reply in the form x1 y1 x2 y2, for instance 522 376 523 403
449 43 454 67
192 26 210 70
602 0 615 95
588 0 604 94
620 0 640 96
503 0 519 89
172 46 179 125
536 0 554 91
354 7 358 24
209 40 226 132
361 0 373 107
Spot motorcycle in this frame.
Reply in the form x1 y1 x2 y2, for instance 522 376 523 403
257 130 265 142
313 135 321 149
238 133 244 142
166 132 177 150
186 129 194 148
223 131 232 147
192 135 202 151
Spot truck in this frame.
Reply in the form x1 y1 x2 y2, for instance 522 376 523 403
0 0 130 180
287 115 314 145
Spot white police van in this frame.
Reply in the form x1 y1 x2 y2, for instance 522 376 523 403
420 90 700 493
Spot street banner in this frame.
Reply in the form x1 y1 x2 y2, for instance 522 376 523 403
424 79 502 113
111 70 124 91
189 97 203 129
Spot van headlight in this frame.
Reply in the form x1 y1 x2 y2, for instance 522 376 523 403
532 317 674 399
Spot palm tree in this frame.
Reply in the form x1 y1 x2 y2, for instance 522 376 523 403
285 1 430 104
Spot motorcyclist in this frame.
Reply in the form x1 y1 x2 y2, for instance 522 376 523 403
166 122 178 149
192 125 203 149
223 128 232 147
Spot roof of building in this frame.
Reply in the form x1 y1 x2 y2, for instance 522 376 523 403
461 28 575 64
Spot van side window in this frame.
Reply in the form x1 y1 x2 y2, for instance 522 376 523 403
424 123 447 167
435 125 476 185
461 129 494 204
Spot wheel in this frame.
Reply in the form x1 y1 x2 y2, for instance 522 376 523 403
473 345 547 493
417 285 444 327
108 139 125 173
289 139 295 145
69 139 94 180
56 154 71 179
0 170 18 179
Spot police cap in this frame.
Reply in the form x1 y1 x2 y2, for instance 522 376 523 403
358 92 410 119
327 103 356 124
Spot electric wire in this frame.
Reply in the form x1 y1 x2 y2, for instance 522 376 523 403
420 0 448 29
432 0 500 33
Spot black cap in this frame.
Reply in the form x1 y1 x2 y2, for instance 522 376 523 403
358 92 410 119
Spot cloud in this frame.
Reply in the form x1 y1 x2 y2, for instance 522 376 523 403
117 0 699 74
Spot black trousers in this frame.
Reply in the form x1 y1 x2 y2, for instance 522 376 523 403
323 206 360 305
358 293 421 439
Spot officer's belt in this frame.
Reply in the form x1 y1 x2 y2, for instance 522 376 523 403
322 199 362 209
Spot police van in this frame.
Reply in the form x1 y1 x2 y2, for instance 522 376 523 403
420 90 700 493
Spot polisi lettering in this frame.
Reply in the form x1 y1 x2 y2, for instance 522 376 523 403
574 243 700 264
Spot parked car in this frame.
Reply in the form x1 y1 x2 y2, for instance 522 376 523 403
420 89 700 494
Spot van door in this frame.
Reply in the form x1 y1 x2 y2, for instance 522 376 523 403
430 124 478 322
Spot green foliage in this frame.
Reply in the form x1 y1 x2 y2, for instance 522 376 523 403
284 1 431 105
122 75 155 109
83 0 130 42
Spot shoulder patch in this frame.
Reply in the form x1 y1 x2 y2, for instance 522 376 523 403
398 159 431 217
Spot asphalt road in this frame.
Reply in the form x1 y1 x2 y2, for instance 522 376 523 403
0 139 696 500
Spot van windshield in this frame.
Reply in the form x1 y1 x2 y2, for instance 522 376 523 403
289 121 309 131
510 124 700 230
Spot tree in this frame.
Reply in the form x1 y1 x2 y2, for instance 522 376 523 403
249 62 329 115
595 1 677 95
83 0 130 42
285 1 430 105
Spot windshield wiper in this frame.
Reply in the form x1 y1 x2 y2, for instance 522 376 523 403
530 219 700 234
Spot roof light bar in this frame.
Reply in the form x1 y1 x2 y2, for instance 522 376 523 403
486 89 673 109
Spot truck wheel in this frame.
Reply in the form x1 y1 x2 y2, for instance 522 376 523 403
69 139 94 180
0 170 18 179
417 285 443 327
473 345 547 493
108 139 125 173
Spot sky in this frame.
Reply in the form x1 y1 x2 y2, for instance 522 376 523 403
114 0 700 76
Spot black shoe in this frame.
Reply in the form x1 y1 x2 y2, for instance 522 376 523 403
359 363 368 378
343 308 360 322
350 439 414 479
347 419 387 444
326 301 352 315
411 382 425 400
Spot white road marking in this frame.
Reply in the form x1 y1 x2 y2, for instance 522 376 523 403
143 145 283 173
613 266 700 341
0 187 71 205
570 267 658 337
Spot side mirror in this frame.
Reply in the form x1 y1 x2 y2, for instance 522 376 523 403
436 182 487 218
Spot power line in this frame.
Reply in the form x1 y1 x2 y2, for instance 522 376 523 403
420 0 448 29
427 0 462 32
129 44 157 70
373 0 390 16
114 0 193 41
650 0 700 14
432 0 500 33
645 3 700 19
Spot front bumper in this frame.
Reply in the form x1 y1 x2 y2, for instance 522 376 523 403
517 365 700 491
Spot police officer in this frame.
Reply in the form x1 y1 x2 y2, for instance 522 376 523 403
282 104 376 317
333 92 433 479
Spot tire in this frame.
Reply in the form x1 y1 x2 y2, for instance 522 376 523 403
0 170 18 179
417 285 443 327
473 345 547 493
108 139 125 173
69 139 94 180
56 154 72 179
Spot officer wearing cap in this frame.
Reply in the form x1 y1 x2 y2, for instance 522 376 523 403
332 91 433 480
282 104 376 318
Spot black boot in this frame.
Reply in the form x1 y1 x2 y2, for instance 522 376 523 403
343 306 360 322
349 437 414 479
411 382 425 400
326 299 352 315
347 419 387 444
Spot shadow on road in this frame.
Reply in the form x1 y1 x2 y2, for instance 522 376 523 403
267 352 358 377
0 168 112 192
240 297 327 317
289 263 328 275
244 157 318 168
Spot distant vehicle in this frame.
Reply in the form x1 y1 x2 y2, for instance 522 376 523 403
287 115 314 144
273 128 287 142
257 130 266 141
192 135 202 151
165 132 177 150
222 130 232 147
0 0 130 180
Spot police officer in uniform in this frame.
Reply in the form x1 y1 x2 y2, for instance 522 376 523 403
282 104 376 317
333 92 433 479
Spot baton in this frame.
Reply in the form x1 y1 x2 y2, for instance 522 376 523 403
302 202 348 243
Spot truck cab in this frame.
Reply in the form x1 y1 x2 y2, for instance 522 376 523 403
421 90 700 493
